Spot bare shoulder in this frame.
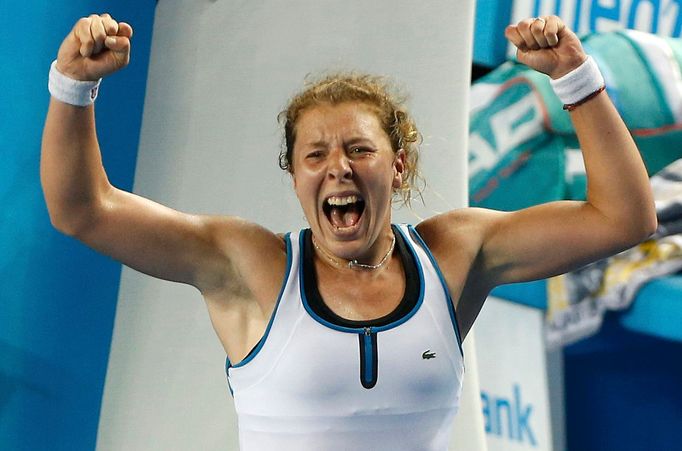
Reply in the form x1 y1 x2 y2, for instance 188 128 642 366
415 207 500 254
415 207 504 297
196 215 288 303
199 217 289 362
416 208 505 338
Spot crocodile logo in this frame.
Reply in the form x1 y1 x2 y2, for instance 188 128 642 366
422 350 436 360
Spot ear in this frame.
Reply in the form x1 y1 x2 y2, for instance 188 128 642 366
392 149 406 189
288 163 298 190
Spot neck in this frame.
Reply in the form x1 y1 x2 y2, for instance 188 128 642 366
312 232 395 272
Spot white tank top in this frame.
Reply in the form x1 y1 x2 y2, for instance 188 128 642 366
226 224 464 451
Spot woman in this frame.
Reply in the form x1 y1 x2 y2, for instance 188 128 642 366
42 13 656 450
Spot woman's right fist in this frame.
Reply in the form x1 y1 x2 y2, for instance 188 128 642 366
56 14 133 81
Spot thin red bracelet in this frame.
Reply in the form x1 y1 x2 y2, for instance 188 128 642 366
563 85 606 111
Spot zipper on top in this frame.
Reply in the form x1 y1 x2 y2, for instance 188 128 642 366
358 327 378 389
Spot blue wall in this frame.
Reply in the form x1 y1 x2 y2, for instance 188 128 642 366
564 317 682 450
474 0 515 66
0 2 155 449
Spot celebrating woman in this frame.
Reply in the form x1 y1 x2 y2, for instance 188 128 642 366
41 13 656 450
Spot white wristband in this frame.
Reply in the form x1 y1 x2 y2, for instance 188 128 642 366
48 60 102 107
549 56 605 106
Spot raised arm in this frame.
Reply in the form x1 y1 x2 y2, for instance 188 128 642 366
41 14 284 297
476 16 657 284
419 17 657 337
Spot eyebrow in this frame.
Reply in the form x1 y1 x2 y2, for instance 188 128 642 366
301 137 376 148
302 140 329 149
344 137 376 147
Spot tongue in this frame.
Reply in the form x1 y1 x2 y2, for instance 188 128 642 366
330 206 361 228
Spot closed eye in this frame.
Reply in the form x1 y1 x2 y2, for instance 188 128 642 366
306 150 324 159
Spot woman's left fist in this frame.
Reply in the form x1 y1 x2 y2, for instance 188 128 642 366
505 16 587 79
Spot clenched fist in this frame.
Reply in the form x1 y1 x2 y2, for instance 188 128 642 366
56 13 133 81
505 16 586 79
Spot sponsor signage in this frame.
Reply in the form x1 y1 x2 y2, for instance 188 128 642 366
475 297 562 451
512 0 682 37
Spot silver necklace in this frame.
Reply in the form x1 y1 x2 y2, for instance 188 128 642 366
312 234 396 271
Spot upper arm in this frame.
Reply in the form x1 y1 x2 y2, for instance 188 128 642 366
73 185 284 296
417 203 651 338
477 200 651 286
419 201 653 291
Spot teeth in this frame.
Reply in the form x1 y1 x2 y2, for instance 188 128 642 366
327 195 361 206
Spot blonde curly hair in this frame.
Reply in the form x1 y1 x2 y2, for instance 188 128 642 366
278 73 423 206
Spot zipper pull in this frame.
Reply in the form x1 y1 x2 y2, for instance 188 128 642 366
364 326 372 336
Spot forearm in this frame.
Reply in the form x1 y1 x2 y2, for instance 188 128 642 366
41 13 134 234
571 91 657 239
41 99 111 234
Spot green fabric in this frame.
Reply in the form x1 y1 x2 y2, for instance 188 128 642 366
469 31 682 209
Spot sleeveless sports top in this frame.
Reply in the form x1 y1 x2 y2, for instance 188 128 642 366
226 224 465 451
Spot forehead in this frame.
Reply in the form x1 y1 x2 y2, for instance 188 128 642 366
294 102 387 145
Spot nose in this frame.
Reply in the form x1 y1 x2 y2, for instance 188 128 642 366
327 147 352 181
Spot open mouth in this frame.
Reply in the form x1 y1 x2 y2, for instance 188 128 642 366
323 194 366 230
